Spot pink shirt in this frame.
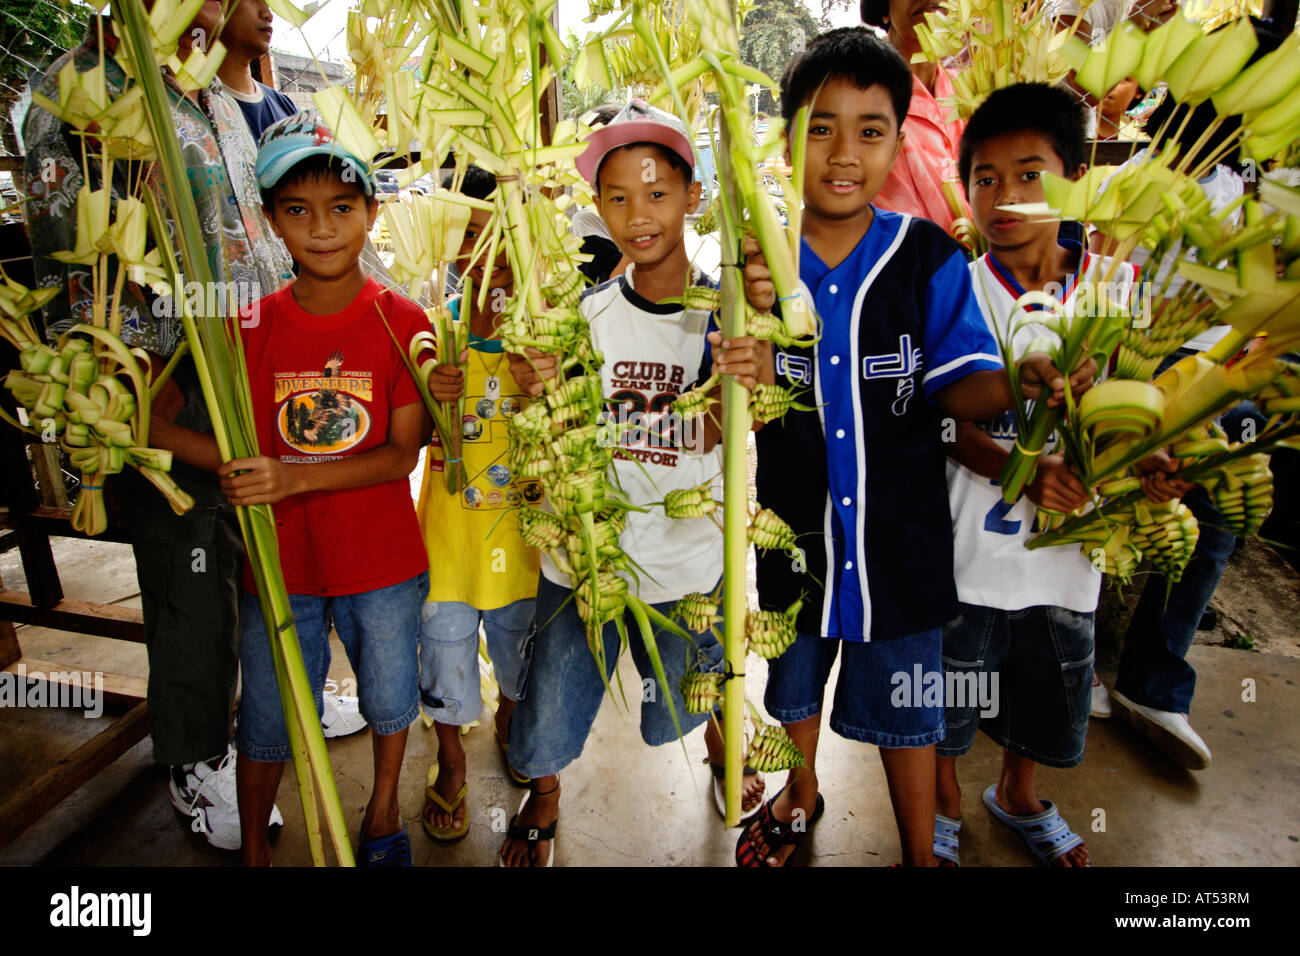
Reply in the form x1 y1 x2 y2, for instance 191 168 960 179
875 66 969 234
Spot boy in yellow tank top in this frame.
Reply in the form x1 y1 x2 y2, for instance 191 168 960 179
417 166 539 841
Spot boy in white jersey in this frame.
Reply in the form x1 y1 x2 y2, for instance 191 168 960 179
499 102 771 866
936 84 1124 867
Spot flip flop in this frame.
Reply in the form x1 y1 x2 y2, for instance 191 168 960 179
934 813 961 866
709 761 765 821
358 818 413 867
422 763 470 842
982 784 1089 867
498 790 556 867
734 787 825 867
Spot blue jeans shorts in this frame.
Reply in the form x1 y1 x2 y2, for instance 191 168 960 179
508 574 723 779
236 571 427 762
764 628 945 749
418 597 535 726
937 602 1094 768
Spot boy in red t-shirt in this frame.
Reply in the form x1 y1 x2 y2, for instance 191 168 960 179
162 112 432 866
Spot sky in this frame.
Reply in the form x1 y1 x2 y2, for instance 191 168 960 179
267 0 861 63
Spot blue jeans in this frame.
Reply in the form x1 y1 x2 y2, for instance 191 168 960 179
938 603 1094 768
1116 487 1235 714
1114 354 1250 715
418 597 535 725
236 572 427 762
508 574 723 779
764 629 945 749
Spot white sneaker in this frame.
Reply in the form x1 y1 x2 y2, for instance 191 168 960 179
1090 673 1112 719
321 681 367 739
1110 690 1211 770
183 745 284 850
170 753 223 815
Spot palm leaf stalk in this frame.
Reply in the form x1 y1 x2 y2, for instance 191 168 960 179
647 0 820 818
113 0 351 865
1027 414 1298 577
912 0 1077 122
379 0 698 739
995 278 1127 504
991 15 1300 501
2 63 192 534
713 113 749 827
677 0 814 339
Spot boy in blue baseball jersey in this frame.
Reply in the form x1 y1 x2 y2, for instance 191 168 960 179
737 28 1092 867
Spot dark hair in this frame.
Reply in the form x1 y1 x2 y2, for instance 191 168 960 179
260 153 374 209
442 163 497 201
860 0 889 28
1144 17 1283 171
958 82 1088 188
594 143 693 195
588 104 623 126
779 26 912 131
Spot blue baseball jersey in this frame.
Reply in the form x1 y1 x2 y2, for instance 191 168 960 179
756 209 1003 642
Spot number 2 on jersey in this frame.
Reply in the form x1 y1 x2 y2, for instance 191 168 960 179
983 480 1021 535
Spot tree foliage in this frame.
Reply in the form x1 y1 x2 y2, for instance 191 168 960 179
1 0 92 154
0 0 91 88
739 0 825 113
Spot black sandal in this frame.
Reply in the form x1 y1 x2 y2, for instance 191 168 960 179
498 786 557 867
734 788 825 867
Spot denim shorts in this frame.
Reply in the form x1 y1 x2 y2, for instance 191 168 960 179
236 571 427 762
764 628 945 749
418 597 535 726
937 602 1094 768
508 574 723 779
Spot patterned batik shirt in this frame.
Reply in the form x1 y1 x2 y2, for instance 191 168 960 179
21 16 292 357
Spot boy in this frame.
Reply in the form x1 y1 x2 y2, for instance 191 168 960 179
936 83 1129 867
23 1 293 851
499 101 769 867
220 112 430 866
216 0 297 140
738 29 1089 867
215 0 368 743
418 165 539 841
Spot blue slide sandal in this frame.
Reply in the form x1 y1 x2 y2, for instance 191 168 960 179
982 785 1088 866
358 818 414 867
934 813 961 866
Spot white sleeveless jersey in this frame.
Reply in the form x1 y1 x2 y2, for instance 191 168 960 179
946 250 1136 612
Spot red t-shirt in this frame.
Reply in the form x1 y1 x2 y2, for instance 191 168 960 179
241 278 429 596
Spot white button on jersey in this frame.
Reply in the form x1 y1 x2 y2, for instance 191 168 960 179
841 496 851 506
830 355 840 365
845 561 853 570
835 429 845 438
829 284 838 294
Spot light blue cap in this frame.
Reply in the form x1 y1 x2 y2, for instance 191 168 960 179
255 109 375 196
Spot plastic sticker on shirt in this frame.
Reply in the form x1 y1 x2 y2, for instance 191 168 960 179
275 350 373 455
453 377 528 511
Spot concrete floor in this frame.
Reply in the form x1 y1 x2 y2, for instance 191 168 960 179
2 536 1298 867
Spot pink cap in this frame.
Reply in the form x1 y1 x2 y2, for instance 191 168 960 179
577 99 695 186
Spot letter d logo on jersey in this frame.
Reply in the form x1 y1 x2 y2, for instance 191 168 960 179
776 352 811 385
